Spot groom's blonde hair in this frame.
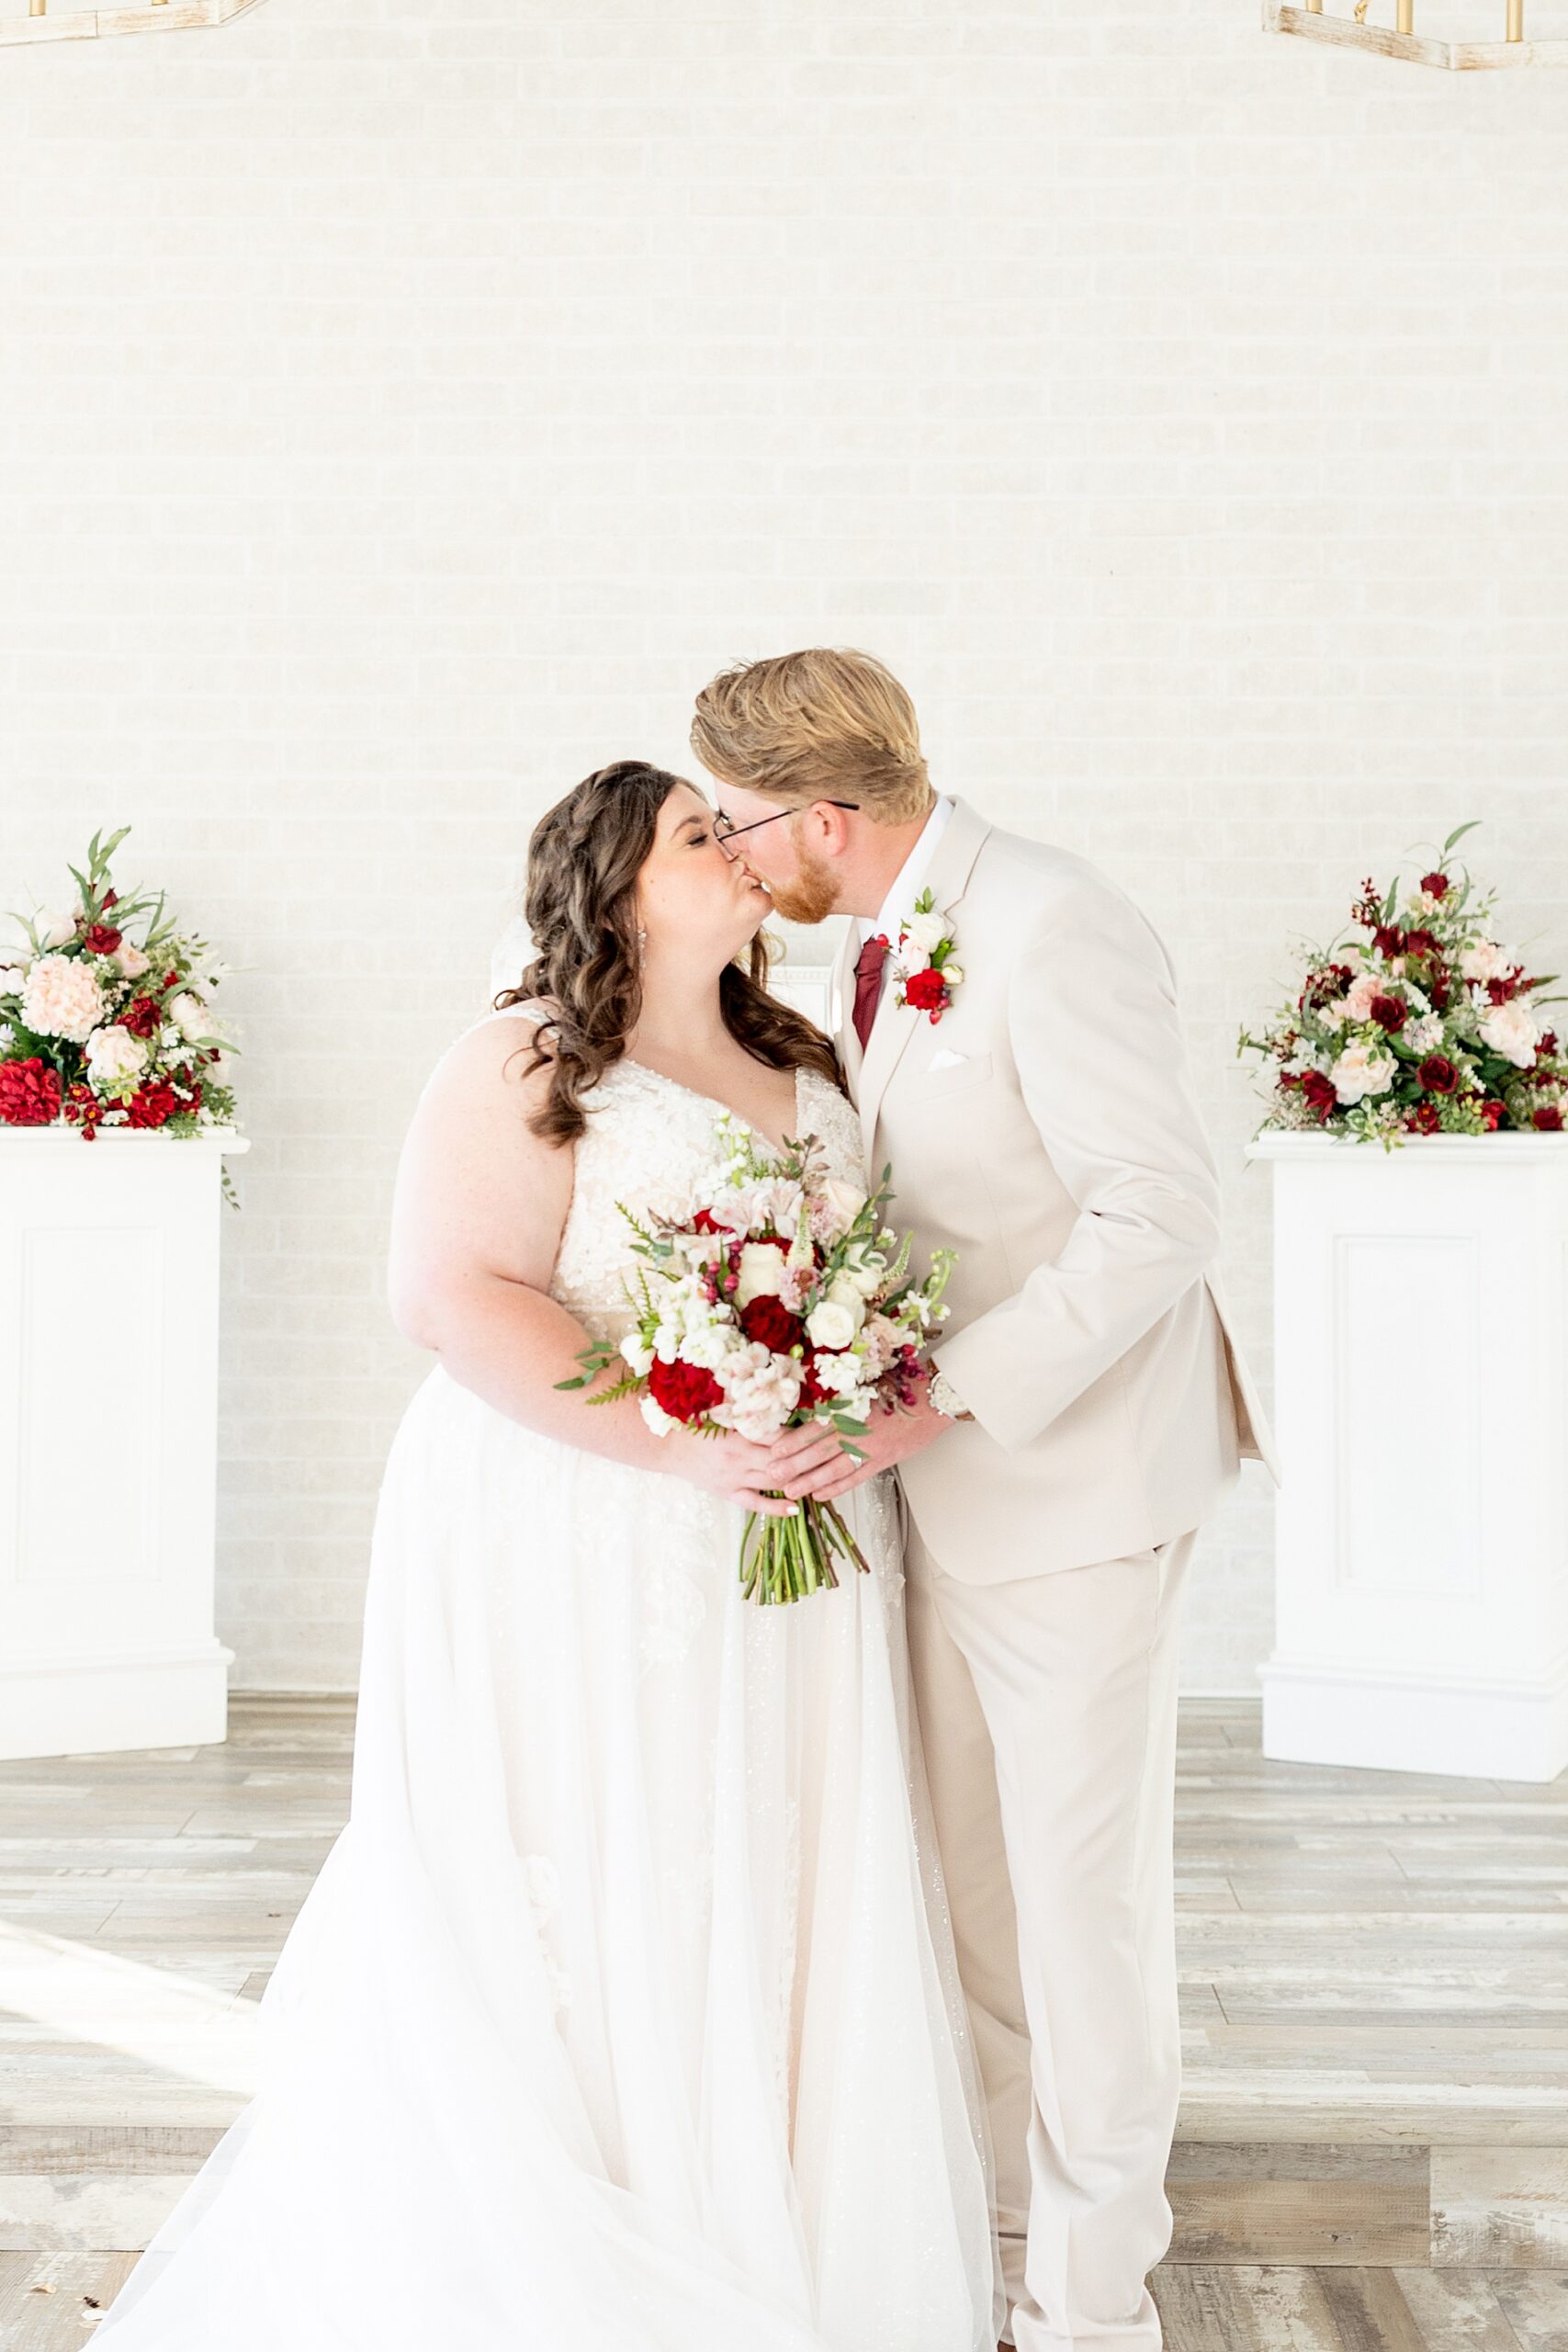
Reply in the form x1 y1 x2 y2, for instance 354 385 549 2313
690 648 932 824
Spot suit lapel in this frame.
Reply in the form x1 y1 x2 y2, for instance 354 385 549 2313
855 793 992 1172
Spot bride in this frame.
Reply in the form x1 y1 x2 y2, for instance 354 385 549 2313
92 759 1004 2352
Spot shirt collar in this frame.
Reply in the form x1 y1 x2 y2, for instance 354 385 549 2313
857 793 954 948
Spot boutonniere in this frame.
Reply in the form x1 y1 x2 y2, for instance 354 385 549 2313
886 888 964 1023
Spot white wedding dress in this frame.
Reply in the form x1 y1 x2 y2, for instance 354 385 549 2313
93 1002 1003 2352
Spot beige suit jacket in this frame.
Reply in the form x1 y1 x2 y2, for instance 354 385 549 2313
829 794 1280 1581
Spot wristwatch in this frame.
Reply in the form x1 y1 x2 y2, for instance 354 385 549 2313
928 1366 975 1423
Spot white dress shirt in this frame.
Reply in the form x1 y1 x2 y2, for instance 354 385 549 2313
854 794 955 974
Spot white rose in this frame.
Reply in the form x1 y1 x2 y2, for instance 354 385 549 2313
1330 1040 1397 1104
34 906 76 951
824 1274 868 1332
735 1241 789 1307
838 1246 886 1299
84 1024 148 1087
941 962 964 986
619 1332 654 1377
818 1175 867 1237
110 940 151 980
167 991 209 1041
903 909 948 955
806 1299 859 1351
1479 1001 1540 1069
1461 940 1508 984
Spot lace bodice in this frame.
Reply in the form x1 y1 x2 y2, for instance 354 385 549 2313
479 1003 868 1344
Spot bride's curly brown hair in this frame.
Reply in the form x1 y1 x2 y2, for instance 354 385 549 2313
492 759 845 1146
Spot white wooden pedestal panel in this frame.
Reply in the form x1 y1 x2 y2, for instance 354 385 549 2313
0 1128 249 1761
1247 1134 1568 1781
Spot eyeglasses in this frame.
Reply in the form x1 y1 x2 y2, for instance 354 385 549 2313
711 800 860 860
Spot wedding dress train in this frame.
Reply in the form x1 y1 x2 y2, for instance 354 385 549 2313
92 1003 1003 2351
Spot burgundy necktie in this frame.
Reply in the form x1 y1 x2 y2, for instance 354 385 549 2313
852 933 888 1050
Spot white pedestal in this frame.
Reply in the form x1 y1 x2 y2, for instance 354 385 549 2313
1246 1134 1568 1781
0 1127 250 1762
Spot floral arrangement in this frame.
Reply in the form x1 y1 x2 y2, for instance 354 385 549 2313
0 827 243 1192
885 888 964 1023
557 1110 956 1604
1238 822 1568 1146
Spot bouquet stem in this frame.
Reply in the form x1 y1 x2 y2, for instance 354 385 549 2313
739 1494 872 1606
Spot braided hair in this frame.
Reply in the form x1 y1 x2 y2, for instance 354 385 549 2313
493 759 842 1146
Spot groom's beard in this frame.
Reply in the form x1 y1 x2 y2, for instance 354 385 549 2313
759 841 839 927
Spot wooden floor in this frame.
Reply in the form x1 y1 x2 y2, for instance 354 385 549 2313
1 1695 1564 2349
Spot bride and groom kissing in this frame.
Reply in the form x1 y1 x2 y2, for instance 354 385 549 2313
90 647 1275 2352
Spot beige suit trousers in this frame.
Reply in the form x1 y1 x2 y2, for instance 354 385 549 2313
903 1507 1194 2352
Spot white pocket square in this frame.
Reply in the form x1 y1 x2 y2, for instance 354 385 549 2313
927 1046 969 1070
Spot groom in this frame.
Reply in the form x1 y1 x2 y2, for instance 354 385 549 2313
690 649 1279 2352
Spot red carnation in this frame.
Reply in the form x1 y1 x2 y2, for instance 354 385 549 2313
647 1353 724 1425
1370 993 1406 1033
1417 1055 1459 1095
126 1080 180 1129
1405 1102 1441 1135
739 1294 806 1354
1533 1105 1564 1133
1419 872 1450 899
119 995 162 1040
1480 1097 1506 1131
0 1056 62 1126
83 922 122 956
904 967 948 1014
1300 1070 1338 1121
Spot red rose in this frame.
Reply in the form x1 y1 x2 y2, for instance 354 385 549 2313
739 1293 805 1354
83 923 122 956
904 967 947 1014
1370 993 1406 1033
1417 1055 1459 1094
0 1056 62 1126
1419 872 1450 899
1533 1106 1563 1133
126 1080 180 1129
120 995 162 1040
1301 1070 1337 1120
647 1353 725 1425
1405 1102 1441 1135
1480 1097 1506 1131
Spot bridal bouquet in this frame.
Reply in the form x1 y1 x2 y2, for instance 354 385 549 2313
0 827 243 1187
557 1108 956 1606
1238 823 1568 1146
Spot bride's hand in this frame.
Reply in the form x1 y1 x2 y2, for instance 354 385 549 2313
671 1427 818 1518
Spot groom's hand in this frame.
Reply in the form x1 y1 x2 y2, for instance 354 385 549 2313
762 1377 950 1504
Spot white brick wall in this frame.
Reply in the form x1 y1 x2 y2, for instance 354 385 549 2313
3 0 1564 1691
